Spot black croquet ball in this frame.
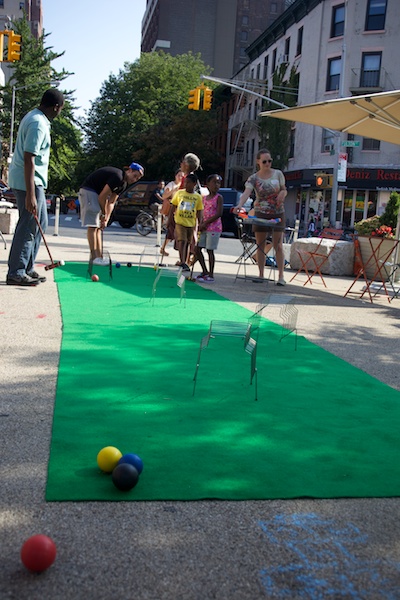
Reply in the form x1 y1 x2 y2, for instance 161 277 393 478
112 463 139 491
118 453 144 474
127 262 132 268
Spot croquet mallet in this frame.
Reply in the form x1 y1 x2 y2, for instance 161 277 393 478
34 214 64 270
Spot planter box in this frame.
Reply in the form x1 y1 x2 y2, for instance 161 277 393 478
357 236 398 280
0 208 18 234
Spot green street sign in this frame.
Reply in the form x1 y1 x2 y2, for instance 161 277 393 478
341 140 360 147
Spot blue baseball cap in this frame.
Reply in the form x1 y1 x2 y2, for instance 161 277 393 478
128 162 144 174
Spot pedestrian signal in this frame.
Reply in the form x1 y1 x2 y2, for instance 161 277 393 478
315 174 333 189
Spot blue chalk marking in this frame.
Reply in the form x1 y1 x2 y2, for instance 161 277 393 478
258 513 400 599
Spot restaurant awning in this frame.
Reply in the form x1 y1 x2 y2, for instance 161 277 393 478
260 90 400 145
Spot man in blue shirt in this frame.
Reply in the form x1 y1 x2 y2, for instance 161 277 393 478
7 88 64 286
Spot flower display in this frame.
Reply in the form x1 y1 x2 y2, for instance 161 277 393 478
370 224 394 238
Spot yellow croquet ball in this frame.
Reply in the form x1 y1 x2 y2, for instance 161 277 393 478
97 446 123 473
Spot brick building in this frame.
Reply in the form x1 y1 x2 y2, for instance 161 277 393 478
141 0 287 78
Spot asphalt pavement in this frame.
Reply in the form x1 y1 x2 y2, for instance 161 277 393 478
1 215 400 600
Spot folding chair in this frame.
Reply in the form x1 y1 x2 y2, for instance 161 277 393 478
374 258 400 300
192 303 264 400
234 217 258 280
290 229 341 287
345 236 399 303
235 217 275 283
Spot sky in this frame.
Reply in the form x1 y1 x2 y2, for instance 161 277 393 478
41 0 147 117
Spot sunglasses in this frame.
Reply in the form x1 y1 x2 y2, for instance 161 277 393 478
262 159 272 164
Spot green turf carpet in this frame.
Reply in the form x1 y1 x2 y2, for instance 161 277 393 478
46 262 400 501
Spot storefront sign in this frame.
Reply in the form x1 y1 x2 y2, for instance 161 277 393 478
338 153 347 182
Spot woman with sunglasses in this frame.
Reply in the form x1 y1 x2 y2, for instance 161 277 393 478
234 148 287 285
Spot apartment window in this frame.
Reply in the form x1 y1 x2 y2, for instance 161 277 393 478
242 15 249 26
264 55 269 79
326 57 341 91
284 37 290 59
362 137 380 150
322 129 335 152
360 52 381 87
241 31 248 42
271 2 277 13
296 26 303 56
256 63 260 79
0 0 4 7
240 47 247 58
19 1 24 8
272 48 277 73
365 0 387 31
331 4 345 38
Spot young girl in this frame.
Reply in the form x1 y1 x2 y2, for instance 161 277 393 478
195 174 223 283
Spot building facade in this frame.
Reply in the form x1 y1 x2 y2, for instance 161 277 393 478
141 0 287 78
225 0 400 231
0 0 42 38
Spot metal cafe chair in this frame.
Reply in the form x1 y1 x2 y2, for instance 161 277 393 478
262 294 298 349
192 303 264 400
290 229 342 287
151 267 186 307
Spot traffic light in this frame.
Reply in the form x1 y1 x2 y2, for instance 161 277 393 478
315 174 333 189
203 87 213 111
7 31 21 62
188 87 200 110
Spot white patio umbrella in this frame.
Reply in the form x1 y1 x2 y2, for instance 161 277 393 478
260 89 400 145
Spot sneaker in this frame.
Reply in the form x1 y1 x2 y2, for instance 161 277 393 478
92 257 109 266
6 274 40 286
27 270 47 283
277 278 286 286
181 263 190 272
203 276 214 283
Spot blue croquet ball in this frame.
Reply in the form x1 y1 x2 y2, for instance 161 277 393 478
112 463 139 491
127 262 132 268
118 453 143 474
116 262 121 268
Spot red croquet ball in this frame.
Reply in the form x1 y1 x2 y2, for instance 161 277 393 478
91 274 99 282
21 534 57 572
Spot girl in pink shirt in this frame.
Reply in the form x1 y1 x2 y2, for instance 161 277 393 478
195 174 223 283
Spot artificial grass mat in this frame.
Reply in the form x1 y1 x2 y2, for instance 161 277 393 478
46 262 400 501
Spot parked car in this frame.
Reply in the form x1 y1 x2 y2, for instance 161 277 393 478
108 181 159 228
219 188 251 237
46 194 69 214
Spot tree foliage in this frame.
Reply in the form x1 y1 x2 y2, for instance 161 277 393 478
79 51 222 183
0 17 82 193
380 191 400 231
258 64 299 171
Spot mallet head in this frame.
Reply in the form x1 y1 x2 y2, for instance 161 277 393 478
44 261 64 271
